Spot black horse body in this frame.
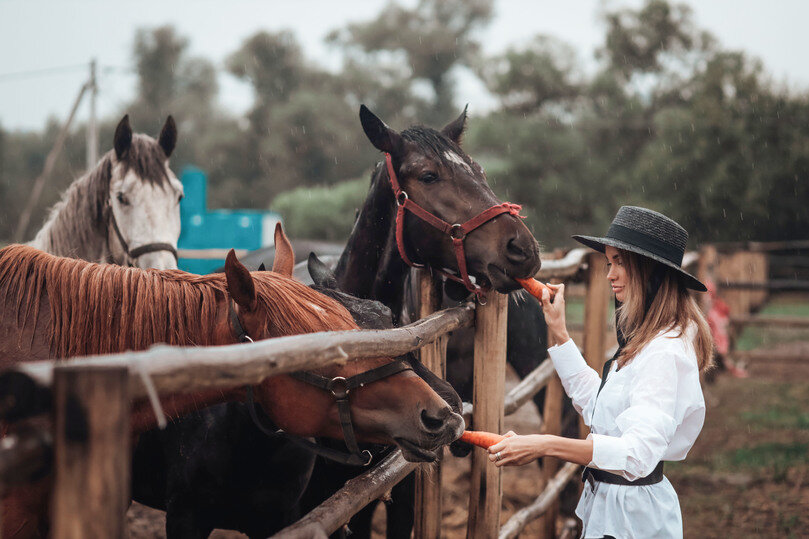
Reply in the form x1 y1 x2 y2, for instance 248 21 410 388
130 258 463 538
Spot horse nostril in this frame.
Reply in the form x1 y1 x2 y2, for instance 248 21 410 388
506 237 528 263
420 408 447 432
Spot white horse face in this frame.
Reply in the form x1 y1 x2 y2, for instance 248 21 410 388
106 116 182 270
109 164 183 270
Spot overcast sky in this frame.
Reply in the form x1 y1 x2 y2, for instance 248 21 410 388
1 0 807 132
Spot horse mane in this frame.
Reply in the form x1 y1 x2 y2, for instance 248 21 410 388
401 125 471 170
0 245 357 359
29 134 172 259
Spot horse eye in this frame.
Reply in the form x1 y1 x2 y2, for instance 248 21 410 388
418 172 439 184
116 192 129 206
178 193 184 203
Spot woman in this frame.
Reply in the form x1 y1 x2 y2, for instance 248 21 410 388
489 206 713 538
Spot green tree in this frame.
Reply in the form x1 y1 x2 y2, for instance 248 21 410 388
328 0 494 119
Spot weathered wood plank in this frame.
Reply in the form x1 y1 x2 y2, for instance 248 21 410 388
467 293 508 539
12 303 475 401
51 366 130 539
498 462 581 539
580 253 609 439
273 450 416 538
538 372 564 538
414 270 446 539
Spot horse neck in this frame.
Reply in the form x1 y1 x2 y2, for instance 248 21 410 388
335 164 408 319
29 157 112 263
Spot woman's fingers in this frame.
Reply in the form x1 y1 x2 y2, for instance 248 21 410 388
488 439 507 453
504 430 516 437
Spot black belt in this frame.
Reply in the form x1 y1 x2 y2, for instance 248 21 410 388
582 461 664 490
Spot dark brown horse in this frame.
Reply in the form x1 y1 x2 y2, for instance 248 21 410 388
0 244 463 537
300 105 543 538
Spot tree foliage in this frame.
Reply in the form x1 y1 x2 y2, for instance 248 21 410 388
1 0 807 246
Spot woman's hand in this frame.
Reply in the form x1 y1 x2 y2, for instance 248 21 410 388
540 283 569 346
487 431 550 467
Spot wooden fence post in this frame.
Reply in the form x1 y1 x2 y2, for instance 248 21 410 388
467 292 508 539
580 253 610 439
539 307 563 538
51 366 130 539
414 269 446 538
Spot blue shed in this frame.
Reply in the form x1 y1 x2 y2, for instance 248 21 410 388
178 167 281 274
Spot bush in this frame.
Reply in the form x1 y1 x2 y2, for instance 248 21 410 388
270 177 369 241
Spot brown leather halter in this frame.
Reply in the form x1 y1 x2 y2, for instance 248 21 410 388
229 300 411 466
385 153 525 298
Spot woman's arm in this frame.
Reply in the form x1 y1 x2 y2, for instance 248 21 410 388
487 431 593 467
538 283 603 423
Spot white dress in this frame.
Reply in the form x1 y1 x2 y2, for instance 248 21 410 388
548 326 706 539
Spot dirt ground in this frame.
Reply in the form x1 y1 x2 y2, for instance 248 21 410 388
128 344 809 538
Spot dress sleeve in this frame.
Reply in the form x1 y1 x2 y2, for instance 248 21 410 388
587 350 685 481
547 338 601 426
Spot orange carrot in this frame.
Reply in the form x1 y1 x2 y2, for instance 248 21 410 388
516 277 555 301
459 430 505 449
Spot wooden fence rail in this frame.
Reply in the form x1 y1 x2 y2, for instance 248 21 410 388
10 304 475 399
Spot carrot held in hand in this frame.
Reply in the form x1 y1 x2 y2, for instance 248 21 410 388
459 430 505 449
516 277 555 301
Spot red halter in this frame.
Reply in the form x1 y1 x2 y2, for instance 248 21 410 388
385 152 525 298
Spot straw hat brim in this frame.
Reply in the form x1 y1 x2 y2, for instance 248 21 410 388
572 234 707 292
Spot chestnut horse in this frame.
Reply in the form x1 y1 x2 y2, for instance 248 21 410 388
0 244 463 537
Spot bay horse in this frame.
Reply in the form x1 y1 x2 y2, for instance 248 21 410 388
28 115 182 270
130 234 463 537
0 244 463 537
299 105 545 538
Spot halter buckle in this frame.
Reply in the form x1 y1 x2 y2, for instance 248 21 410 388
327 377 349 399
396 191 409 207
450 224 466 240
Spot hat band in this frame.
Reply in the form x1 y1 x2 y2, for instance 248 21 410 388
606 223 684 266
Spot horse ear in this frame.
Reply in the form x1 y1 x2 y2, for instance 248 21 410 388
441 104 468 145
308 252 338 290
257 262 266 271
359 104 404 157
114 115 132 160
158 115 177 158
272 223 294 277
225 249 257 311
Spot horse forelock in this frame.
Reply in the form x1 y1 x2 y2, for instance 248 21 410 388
401 125 476 173
0 245 357 360
118 134 172 188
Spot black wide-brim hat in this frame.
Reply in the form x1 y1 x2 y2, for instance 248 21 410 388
573 206 706 292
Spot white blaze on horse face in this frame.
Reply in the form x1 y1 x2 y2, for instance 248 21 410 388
443 151 473 174
109 164 183 270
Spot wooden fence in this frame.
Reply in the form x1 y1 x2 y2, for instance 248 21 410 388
0 248 612 538
698 240 809 366
276 248 611 538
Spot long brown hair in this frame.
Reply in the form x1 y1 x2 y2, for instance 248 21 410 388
615 249 714 371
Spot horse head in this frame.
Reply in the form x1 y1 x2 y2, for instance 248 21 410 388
223 248 464 462
359 105 541 300
107 114 182 270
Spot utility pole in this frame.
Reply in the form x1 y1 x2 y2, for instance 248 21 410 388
13 81 89 243
86 59 98 169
